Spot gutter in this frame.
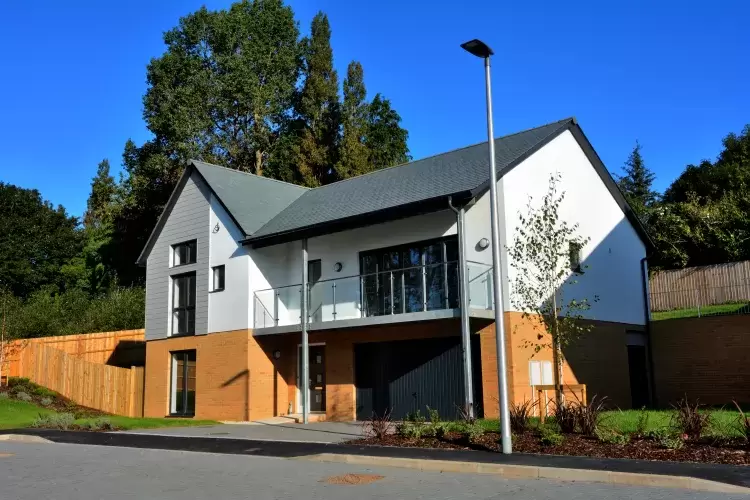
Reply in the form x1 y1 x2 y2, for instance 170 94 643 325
640 255 658 408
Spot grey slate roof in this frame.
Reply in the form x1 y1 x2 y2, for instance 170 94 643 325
192 161 308 236
247 118 574 243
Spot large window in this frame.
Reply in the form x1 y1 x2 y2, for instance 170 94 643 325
172 240 197 267
170 350 196 416
360 237 459 317
172 272 196 335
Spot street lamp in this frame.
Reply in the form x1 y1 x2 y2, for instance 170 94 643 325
461 38 512 454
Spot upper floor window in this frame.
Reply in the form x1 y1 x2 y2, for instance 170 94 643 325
569 241 583 274
212 265 225 292
172 272 196 335
172 240 197 267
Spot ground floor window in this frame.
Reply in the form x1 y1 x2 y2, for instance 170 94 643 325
170 350 196 416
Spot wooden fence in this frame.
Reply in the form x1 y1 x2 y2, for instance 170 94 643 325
3 329 145 378
649 260 750 311
17 343 144 417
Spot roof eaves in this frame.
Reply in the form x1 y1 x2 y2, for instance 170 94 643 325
242 190 474 248
135 163 195 266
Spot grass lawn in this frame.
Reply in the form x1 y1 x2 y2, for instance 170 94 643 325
0 397 218 431
651 302 748 320
479 409 745 438
0 398 55 430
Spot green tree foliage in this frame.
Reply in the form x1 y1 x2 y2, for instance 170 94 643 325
644 125 750 269
294 12 340 187
0 288 144 339
366 94 410 170
617 141 658 219
507 173 597 405
335 61 370 179
0 183 82 298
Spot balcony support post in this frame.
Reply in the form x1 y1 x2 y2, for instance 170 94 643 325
448 197 475 419
301 238 309 424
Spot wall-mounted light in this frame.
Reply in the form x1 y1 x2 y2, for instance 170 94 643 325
478 238 490 250
333 262 343 272
212 223 220 234
273 350 281 360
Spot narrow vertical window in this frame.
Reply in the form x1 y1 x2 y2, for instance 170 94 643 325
212 265 225 292
569 241 583 274
172 272 196 335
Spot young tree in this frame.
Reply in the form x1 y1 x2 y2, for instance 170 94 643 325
295 12 340 187
507 173 597 406
334 61 369 180
83 159 118 229
617 141 658 220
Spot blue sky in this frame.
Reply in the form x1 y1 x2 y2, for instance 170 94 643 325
0 0 747 218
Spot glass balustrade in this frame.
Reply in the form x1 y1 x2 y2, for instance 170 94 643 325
253 260 494 329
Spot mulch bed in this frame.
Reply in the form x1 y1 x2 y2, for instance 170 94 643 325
349 431 750 466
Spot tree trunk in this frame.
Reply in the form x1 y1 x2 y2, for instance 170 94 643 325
551 293 563 408
255 149 263 177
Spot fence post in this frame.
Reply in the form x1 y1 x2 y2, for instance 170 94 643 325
696 289 701 318
129 366 136 417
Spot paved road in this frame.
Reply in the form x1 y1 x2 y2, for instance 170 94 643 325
0 441 746 500
121 421 362 443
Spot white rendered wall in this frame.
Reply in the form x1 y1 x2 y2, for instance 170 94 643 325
498 130 647 325
207 194 250 333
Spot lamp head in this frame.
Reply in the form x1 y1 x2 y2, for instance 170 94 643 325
460 39 494 58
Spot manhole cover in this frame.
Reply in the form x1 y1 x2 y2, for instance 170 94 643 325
322 474 384 485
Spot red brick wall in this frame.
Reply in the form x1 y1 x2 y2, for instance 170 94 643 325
478 313 635 415
651 315 750 406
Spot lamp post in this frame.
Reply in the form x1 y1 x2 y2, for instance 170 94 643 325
461 38 512 454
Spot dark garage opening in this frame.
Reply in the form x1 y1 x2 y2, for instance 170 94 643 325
354 336 483 420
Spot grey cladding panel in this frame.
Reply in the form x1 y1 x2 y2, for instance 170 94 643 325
145 173 211 340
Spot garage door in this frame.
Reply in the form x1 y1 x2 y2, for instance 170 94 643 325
354 336 482 421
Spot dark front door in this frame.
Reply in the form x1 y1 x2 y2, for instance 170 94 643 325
300 345 326 412
627 345 650 409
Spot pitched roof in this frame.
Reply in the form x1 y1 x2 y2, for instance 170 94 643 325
135 161 307 265
191 160 308 236
138 117 653 263
247 118 576 245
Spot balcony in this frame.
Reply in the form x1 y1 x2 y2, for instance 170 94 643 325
252 261 494 333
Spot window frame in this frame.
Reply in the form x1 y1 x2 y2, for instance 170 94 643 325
172 240 197 268
211 265 226 292
170 350 196 417
171 271 196 336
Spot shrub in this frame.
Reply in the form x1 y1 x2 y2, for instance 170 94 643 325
672 397 711 440
15 391 32 402
80 418 114 432
553 402 578 433
595 428 630 445
0 392 8 400
454 402 477 425
647 428 684 450
32 386 58 398
577 396 608 436
634 407 650 438
509 400 535 434
8 377 31 388
39 397 53 407
361 410 394 441
540 426 564 446
465 422 485 441
396 409 427 439
734 401 750 445
32 412 75 430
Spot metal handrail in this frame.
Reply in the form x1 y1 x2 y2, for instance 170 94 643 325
254 261 460 293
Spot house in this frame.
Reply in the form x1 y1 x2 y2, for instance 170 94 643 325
136 117 652 422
